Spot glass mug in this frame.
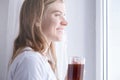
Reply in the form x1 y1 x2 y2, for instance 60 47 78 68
67 56 85 80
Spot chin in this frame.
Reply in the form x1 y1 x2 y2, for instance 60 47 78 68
54 36 63 42
56 38 63 41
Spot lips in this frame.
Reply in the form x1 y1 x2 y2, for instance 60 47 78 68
56 28 64 30
56 28 64 34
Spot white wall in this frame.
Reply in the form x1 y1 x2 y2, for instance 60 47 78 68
65 0 96 80
108 0 120 80
0 0 9 80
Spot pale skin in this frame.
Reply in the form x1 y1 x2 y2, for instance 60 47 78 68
42 1 68 55
41 1 68 79
42 1 68 46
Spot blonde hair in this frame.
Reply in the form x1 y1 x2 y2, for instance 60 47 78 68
11 0 63 78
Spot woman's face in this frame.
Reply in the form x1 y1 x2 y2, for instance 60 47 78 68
42 1 68 43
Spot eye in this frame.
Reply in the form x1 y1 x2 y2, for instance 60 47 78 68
54 13 61 17
53 11 65 18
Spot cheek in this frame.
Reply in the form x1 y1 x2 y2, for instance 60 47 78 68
48 14 60 26
42 16 51 30
43 16 59 29
42 17 55 35
42 14 61 36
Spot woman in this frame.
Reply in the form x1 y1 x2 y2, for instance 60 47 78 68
7 0 68 80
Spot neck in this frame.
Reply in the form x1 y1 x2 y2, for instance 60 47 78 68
43 40 51 56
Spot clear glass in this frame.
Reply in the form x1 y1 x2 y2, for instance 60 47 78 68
67 56 85 80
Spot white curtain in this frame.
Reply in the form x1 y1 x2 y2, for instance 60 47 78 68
6 0 24 79
7 0 24 61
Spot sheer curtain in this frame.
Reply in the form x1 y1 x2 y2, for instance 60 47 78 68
6 0 24 79
7 0 24 56
6 0 68 80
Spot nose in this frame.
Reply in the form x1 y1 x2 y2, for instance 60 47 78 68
61 17 68 26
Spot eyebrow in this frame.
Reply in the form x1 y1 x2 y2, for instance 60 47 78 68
51 10 65 15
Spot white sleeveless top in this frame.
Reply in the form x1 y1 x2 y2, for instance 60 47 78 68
7 47 57 80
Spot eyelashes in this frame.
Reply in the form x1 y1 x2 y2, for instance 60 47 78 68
54 13 65 17
55 13 61 17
